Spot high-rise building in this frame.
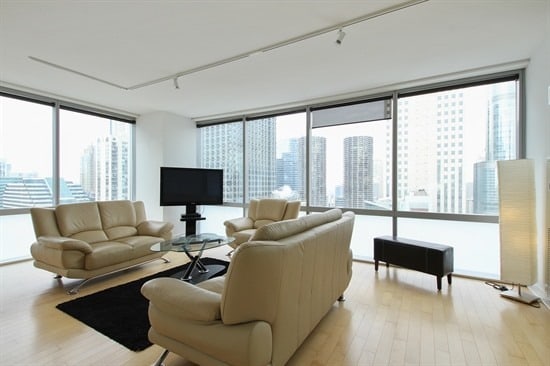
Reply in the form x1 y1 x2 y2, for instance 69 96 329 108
275 135 326 204
200 122 243 203
473 82 516 214
435 91 465 213
200 118 276 202
396 91 466 213
80 136 129 201
246 118 277 199
0 177 89 208
343 136 373 208
308 135 327 206
276 139 302 200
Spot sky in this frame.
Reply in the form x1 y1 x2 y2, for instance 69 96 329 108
1 97 129 182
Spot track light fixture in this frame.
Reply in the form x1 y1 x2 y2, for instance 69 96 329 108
28 0 428 90
336 28 346 45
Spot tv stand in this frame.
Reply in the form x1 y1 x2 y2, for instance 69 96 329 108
180 204 205 236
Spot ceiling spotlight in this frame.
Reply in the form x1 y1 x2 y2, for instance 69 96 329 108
336 29 346 45
173 77 180 89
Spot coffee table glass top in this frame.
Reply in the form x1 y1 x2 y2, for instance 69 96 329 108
151 233 234 253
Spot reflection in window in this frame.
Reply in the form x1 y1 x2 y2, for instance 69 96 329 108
0 96 53 208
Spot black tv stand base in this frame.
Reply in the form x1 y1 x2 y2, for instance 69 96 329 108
179 204 205 236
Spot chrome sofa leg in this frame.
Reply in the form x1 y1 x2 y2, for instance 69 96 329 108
67 278 92 295
152 349 170 366
66 256 171 294
338 294 345 301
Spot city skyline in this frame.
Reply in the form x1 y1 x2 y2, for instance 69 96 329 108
1 81 516 214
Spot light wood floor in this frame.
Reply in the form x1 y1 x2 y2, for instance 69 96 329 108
1 246 549 366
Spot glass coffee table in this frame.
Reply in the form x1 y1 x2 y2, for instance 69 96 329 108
151 233 234 283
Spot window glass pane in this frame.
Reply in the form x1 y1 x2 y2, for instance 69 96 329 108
397 80 518 214
311 101 392 209
199 121 243 204
351 215 393 259
0 96 53 208
398 217 500 278
59 109 132 202
0 214 35 262
246 112 306 202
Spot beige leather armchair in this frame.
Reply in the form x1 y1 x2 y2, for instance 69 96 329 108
223 198 300 248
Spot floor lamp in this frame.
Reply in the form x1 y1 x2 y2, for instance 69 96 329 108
497 159 539 305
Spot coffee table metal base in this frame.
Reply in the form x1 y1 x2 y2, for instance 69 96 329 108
171 262 227 284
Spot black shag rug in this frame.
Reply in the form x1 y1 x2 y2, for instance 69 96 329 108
56 257 229 351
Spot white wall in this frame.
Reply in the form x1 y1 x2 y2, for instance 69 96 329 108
136 111 196 232
525 21 550 301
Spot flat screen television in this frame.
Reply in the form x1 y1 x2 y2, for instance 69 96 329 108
160 167 223 211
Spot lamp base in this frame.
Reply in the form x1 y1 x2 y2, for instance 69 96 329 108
500 289 540 305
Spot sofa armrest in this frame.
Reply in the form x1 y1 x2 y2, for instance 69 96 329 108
137 220 174 240
223 217 254 234
141 277 221 322
37 236 93 254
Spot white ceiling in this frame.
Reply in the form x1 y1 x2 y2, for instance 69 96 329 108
0 0 548 120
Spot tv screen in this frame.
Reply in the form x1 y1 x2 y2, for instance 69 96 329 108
160 167 223 206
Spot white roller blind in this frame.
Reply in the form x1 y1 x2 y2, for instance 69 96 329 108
311 99 391 128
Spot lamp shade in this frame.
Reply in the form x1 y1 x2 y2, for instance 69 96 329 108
497 159 537 286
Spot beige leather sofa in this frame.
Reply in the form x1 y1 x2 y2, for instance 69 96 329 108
223 198 301 248
30 200 173 294
142 208 354 366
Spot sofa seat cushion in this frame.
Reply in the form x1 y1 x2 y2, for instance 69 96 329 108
115 235 166 257
105 226 138 241
147 307 273 366
232 229 257 247
85 242 135 270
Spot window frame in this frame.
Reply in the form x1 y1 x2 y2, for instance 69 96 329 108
196 70 524 228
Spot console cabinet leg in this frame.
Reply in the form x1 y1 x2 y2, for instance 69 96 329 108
437 276 442 291
447 274 452 285
375 260 379 271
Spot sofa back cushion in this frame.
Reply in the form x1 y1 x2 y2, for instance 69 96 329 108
249 199 288 223
55 202 108 243
30 207 61 238
98 200 138 240
251 208 342 241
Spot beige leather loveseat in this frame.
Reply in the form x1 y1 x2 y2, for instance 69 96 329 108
30 200 173 294
223 198 301 249
142 208 354 366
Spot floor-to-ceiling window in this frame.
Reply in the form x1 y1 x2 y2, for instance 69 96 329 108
197 71 522 279
0 91 135 262
395 77 519 277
